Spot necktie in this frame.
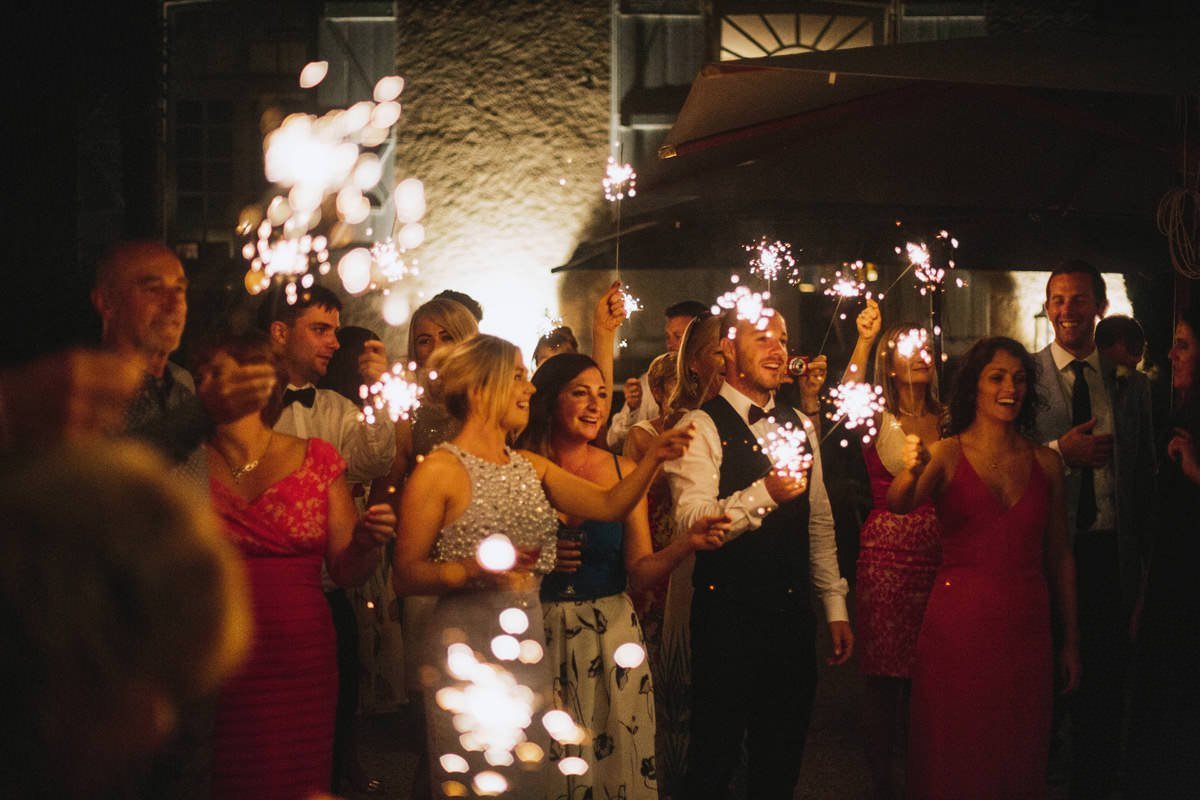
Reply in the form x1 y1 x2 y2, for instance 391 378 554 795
747 405 768 424
282 387 317 408
1069 360 1097 530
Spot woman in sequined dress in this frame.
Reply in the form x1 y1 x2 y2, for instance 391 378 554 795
393 335 693 798
518 353 728 800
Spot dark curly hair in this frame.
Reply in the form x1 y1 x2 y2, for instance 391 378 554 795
946 336 1043 438
515 352 602 459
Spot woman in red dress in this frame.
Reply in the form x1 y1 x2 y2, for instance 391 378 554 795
889 337 1080 799
196 333 396 800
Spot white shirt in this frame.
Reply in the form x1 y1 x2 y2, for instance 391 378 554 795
1049 341 1116 532
662 382 849 622
606 371 659 451
274 384 396 484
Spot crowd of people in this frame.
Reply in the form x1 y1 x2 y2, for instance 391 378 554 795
2 241 1197 800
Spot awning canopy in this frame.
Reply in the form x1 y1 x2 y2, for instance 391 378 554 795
557 32 1195 274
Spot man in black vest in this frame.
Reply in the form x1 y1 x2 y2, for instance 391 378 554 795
664 309 853 800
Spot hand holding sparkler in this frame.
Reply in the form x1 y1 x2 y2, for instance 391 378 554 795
645 424 694 465
352 503 398 548
357 339 389 385
901 433 931 475
198 363 278 425
593 281 626 335
855 298 881 343
682 513 732 552
759 421 813 503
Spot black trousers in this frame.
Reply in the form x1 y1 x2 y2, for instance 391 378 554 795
1070 531 1128 800
684 585 817 800
326 588 360 791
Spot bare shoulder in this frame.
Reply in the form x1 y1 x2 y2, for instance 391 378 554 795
514 449 550 478
1033 444 1065 481
408 447 467 487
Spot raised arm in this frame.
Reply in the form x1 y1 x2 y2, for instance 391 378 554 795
521 426 692 523
887 434 952 513
590 280 625 401
841 297 880 383
617 455 730 592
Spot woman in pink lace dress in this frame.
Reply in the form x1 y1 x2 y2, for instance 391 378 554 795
196 334 396 800
841 301 943 800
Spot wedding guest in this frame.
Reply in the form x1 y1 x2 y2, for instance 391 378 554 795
393 334 693 797
1126 306 1200 798
607 300 708 451
197 332 396 800
532 326 578 367
0 441 250 800
1032 261 1154 799
840 301 943 800
665 309 852 800
518 353 728 799
890 336 1080 798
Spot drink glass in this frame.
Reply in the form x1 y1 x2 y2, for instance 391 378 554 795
557 526 586 597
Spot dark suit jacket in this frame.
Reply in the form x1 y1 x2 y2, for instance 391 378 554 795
1032 345 1155 613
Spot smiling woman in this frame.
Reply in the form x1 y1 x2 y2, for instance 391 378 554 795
887 336 1079 798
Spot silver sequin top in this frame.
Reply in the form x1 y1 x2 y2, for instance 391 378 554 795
431 444 559 574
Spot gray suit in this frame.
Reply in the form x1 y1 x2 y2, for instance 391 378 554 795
1033 343 1155 799
1032 346 1154 611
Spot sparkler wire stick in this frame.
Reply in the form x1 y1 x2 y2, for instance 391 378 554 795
816 296 844 356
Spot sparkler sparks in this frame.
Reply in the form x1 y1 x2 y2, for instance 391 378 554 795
359 361 425 424
435 643 538 773
745 238 798 285
827 382 885 445
893 328 933 365
712 284 775 338
821 260 868 299
757 421 814 481
240 69 423 296
602 158 637 202
620 287 643 319
896 230 961 296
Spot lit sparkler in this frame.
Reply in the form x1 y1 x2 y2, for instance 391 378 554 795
827 382 885 445
602 158 637 202
898 230 961 296
712 283 775 338
757 421 814 481
435 642 538 772
240 70 422 296
360 361 425 424
821 260 868 299
893 328 933 365
745 238 797 287
620 286 643 319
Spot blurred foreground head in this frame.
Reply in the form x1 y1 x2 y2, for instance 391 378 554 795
0 442 250 798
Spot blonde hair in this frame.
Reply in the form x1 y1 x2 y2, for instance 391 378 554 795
646 351 677 400
874 323 943 418
406 298 480 367
665 314 722 416
427 334 522 430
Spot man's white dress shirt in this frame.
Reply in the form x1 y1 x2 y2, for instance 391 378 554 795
274 384 396 484
1048 341 1116 532
663 382 849 622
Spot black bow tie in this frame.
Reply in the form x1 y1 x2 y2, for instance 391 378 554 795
282 387 317 408
748 405 768 424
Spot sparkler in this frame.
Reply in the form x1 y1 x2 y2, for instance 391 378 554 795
826 382 885 446
893 328 933 365
602 157 637 202
821 261 868 299
620 286 643 319
360 361 425 424
895 229 961 297
240 69 423 297
745 238 798 293
712 281 775 339
757 421 814 481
